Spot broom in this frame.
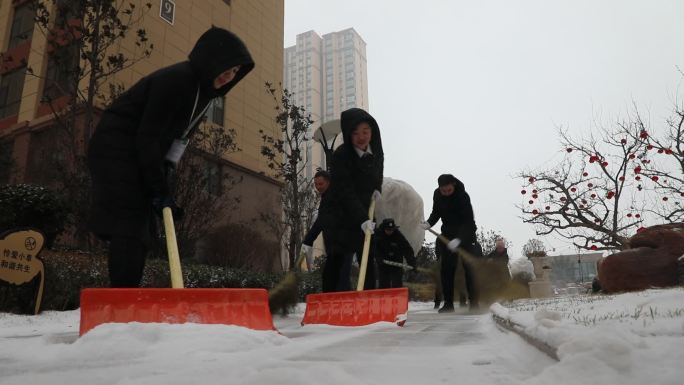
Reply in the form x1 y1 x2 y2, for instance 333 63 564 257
268 249 308 315
427 228 522 305
426 228 479 264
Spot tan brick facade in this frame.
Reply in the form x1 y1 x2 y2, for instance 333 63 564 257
0 0 285 264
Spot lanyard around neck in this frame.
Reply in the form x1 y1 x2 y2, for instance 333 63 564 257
181 87 212 139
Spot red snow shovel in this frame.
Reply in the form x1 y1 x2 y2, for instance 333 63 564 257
301 197 409 327
79 208 275 336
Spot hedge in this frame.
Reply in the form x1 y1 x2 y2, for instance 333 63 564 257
0 250 321 314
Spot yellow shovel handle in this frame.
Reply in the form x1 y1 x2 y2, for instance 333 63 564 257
163 207 184 288
356 197 376 291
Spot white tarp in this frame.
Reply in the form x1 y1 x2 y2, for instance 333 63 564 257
375 177 425 255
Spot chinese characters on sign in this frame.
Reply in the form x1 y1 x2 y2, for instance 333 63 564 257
0 230 46 314
1 248 33 273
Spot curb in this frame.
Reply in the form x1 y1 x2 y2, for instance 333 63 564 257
491 313 559 361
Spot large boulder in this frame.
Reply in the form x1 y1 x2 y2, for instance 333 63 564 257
598 223 684 293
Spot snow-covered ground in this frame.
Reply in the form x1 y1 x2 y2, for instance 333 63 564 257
1 290 682 385
492 288 684 385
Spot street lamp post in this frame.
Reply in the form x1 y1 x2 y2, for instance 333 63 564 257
313 119 342 171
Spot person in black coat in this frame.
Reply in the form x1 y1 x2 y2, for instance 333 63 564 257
318 108 383 292
421 174 481 312
374 218 416 289
301 169 330 270
87 27 254 287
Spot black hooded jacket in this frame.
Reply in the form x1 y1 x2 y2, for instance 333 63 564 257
319 108 384 253
374 229 416 267
426 176 477 243
87 27 254 240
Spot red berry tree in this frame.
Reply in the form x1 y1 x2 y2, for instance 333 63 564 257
519 120 649 251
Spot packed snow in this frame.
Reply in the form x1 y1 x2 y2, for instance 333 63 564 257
1 290 683 385
492 288 684 385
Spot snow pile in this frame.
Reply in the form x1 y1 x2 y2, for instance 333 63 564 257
375 177 424 254
492 288 684 385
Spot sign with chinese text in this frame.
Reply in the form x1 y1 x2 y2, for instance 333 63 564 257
0 229 46 314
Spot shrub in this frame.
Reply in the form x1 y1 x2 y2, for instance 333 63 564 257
199 223 280 271
0 184 70 248
0 250 321 314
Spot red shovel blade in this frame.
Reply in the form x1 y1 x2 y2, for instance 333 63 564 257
301 288 409 327
79 288 275 336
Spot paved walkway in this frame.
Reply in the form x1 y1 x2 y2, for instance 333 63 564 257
273 306 554 384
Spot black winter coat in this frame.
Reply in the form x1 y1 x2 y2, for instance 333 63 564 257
319 108 384 254
87 27 254 242
374 229 416 267
302 192 327 247
426 178 477 244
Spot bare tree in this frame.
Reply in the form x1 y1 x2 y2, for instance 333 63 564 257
522 239 547 258
21 0 153 246
519 116 649 251
259 82 319 269
171 122 242 259
631 103 684 222
476 228 511 256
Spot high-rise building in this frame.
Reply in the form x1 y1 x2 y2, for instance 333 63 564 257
0 0 285 267
284 28 368 176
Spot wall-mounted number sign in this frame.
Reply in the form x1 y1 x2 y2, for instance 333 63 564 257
160 0 175 25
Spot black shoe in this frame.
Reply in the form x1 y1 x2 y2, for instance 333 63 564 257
433 302 441 309
438 303 455 313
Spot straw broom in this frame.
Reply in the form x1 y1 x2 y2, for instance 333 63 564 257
427 228 524 306
268 249 307 315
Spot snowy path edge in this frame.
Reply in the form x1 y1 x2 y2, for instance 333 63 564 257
490 311 559 361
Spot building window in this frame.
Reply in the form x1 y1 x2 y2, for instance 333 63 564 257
0 140 14 184
43 44 78 101
0 68 27 118
203 161 222 196
8 2 36 49
205 97 224 126
25 126 66 185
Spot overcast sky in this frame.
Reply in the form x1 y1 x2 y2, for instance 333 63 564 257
284 0 684 257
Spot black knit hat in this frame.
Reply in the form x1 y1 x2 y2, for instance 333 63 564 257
437 174 458 187
380 218 398 230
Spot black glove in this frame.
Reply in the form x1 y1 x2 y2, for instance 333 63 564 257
152 195 184 220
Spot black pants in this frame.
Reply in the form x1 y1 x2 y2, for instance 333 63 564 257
109 235 148 287
322 250 376 292
378 264 403 289
322 251 351 292
437 240 479 307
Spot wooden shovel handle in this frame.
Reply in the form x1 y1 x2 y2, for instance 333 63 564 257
426 228 478 264
163 207 184 288
356 197 376 291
